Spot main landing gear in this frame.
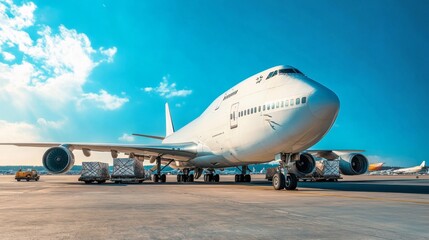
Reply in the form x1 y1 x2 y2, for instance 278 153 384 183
177 168 194 183
272 153 298 190
203 169 220 183
152 157 167 183
235 165 251 182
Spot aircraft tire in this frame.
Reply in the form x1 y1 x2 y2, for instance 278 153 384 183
214 174 220 182
188 174 194 182
285 174 297 190
153 174 159 183
244 174 251 182
272 173 285 190
161 174 166 183
234 174 239 182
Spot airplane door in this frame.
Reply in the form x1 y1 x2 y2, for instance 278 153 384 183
230 102 239 129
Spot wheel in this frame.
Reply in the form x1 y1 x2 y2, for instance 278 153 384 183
234 174 239 182
84 181 91 184
161 174 166 183
35 177 39 181
285 173 298 190
177 174 181 182
213 174 220 182
97 180 106 184
138 180 143 183
238 174 245 182
153 174 159 183
188 174 194 182
272 172 285 190
17 179 21 182
244 174 251 182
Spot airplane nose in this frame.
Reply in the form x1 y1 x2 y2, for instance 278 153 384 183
308 86 340 120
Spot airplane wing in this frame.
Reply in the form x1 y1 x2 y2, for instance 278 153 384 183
306 150 365 160
0 142 198 161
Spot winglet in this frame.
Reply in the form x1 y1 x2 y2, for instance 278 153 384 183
165 103 175 137
421 161 426 167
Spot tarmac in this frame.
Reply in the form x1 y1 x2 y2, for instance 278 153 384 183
0 174 428 240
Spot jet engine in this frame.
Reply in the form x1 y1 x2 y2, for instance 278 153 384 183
42 146 75 174
288 153 316 177
339 153 368 175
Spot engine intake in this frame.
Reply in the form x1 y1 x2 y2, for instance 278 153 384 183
42 146 75 174
339 153 368 175
288 153 316 177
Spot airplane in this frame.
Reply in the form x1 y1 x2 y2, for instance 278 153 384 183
392 161 426 174
368 162 384 172
0 65 369 191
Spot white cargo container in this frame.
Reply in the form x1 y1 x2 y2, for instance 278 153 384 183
111 158 146 183
78 162 110 184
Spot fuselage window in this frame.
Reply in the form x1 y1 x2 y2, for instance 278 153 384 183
251 108 253 114
296 98 300 105
258 106 261 112
302 97 307 104
254 107 257 113
267 104 270 110
271 103 275 109
285 100 289 107
290 99 294 106
263 105 266 111
276 102 279 108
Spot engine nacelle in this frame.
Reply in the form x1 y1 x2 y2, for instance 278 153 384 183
42 146 75 174
339 153 368 175
288 153 316 177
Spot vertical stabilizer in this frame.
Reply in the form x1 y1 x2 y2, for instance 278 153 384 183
421 161 426 167
165 103 175 137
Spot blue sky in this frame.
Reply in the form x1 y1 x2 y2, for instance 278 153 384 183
0 0 428 166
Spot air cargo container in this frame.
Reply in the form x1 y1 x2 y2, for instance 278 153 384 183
78 162 110 184
111 158 147 183
301 160 341 182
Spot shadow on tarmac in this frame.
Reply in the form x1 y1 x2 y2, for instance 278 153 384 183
63 177 429 194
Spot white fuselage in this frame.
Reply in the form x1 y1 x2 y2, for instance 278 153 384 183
393 161 425 174
163 65 340 169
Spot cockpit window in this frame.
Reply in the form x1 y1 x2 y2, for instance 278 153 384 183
266 70 278 80
279 68 303 75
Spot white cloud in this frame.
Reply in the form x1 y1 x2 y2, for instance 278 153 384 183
143 87 153 92
37 118 64 129
118 133 135 142
0 120 40 142
79 89 129 110
2 51 15 61
144 75 192 98
0 0 125 112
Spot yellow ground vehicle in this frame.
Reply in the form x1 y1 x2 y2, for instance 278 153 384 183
15 169 40 182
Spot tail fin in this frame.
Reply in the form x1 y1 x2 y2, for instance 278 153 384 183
165 103 175 137
420 161 425 167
